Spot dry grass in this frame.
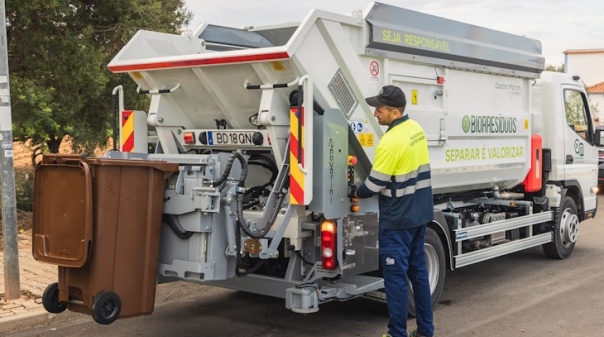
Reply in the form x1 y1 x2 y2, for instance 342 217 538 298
1 142 64 247
0 211 33 249
12 142 34 168
16 210 32 232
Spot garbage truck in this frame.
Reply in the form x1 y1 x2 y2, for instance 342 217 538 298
36 1 601 322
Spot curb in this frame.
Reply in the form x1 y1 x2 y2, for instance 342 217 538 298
0 308 82 336
0 308 49 335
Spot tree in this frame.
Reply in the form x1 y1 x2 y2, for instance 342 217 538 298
545 64 564 73
5 0 191 165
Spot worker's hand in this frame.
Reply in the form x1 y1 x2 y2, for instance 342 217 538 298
347 184 358 198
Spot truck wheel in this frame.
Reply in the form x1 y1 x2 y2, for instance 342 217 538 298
42 282 67 314
408 227 446 317
543 196 578 259
92 291 121 325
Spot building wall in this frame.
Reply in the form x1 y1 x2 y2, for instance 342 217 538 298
590 93 604 124
565 52 604 87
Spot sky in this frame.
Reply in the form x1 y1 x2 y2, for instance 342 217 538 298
183 0 604 67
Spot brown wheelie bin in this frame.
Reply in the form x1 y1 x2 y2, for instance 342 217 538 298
33 155 178 324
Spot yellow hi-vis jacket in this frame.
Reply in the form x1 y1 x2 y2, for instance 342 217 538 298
356 115 434 229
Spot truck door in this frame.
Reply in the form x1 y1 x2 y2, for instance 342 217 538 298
562 86 598 211
390 75 446 147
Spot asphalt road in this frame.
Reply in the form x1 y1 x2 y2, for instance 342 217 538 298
10 196 604 337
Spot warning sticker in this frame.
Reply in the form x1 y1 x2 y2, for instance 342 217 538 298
358 133 374 147
270 61 286 71
411 89 418 105
349 120 365 133
369 60 380 77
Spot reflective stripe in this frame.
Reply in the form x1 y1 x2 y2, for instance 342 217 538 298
381 179 432 197
369 169 391 182
393 164 430 183
366 178 383 193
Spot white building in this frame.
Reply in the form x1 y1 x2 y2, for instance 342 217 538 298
564 49 604 87
588 82 604 123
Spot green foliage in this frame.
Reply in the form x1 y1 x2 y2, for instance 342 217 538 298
545 64 564 73
5 0 192 158
15 168 34 212
590 100 600 123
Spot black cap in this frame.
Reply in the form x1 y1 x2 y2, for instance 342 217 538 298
365 85 406 108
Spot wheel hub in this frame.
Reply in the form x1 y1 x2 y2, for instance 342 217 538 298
424 244 440 294
560 209 579 245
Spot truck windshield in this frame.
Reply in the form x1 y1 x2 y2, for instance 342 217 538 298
199 25 274 50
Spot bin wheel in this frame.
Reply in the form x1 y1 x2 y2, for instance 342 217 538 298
92 291 121 325
42 282 67 314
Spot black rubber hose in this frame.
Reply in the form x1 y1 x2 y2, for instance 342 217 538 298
289 90 325 115
212 154 236 187
213 152 248 188
233 152 247 187
163 215 193 239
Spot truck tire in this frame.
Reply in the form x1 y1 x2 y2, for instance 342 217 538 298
408 227 446 317
543 196 578 259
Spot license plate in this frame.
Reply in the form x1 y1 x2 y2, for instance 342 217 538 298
207 131 255 145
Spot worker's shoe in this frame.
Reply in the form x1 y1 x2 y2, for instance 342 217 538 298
409 329 429 337
381 331 429 337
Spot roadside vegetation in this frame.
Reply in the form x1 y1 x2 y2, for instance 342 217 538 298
6 0 192 166
2 1 192 231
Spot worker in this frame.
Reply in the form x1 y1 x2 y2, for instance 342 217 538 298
350 85 435 337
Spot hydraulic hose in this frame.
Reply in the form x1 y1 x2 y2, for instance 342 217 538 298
236 166 289 240
163 214 193 239
212 152 247 187
218 151 284 275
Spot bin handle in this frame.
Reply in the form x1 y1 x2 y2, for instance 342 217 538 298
40 154 87 165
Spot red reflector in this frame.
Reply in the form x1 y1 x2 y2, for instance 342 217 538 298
521 134 542 192
321 220 337 270
108 51 290 73
183 132 195 144
437 76 445 84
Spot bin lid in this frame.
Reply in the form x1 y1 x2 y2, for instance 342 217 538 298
32 158 93 267
85 157 179 175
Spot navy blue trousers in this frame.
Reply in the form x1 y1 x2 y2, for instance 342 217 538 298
380 225 434 337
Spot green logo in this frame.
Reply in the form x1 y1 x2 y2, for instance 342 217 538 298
461 115 517 134
462 115 470 133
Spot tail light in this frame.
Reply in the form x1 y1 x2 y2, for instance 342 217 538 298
321 219 337 270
